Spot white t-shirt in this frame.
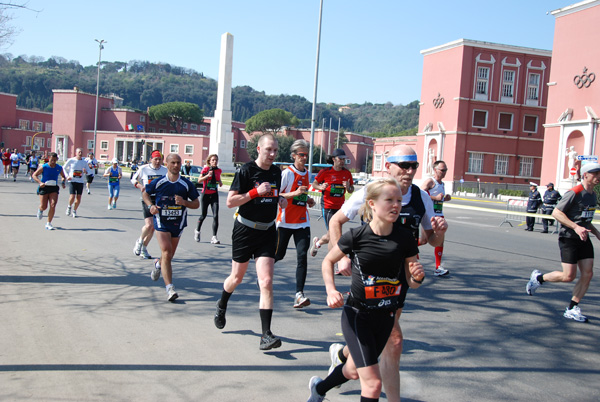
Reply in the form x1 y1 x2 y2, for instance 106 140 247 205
130 163 168 187
85 157 98 176
276 165 311 229
63 158 89 183
341 184 434 231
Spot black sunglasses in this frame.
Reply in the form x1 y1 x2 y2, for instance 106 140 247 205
392 162 419 170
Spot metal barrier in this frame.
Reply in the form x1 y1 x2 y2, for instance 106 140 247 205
499 197 558 233
308 191 323 220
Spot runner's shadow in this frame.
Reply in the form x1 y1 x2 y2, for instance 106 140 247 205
403 339 455 354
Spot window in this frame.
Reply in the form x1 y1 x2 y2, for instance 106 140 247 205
476 67 489 95
528 73 540 100
45 123 52 132
345 158 351 165
26 136 32 146
240 140 246 149
502 70 514 98
191 124 198 130
34 137 45 149
170 144 179 153
468 152 484 173
160 119 167 126
233 139 237 147
159 129 165 133
149 117 155 123
374 154 383 171
87 140 94 150
199 125 207 132
140 115 146 122
33 121 43 131
19 119 30 130
473 110 488 128
183 123 188 129
494 155 509 175
498 113 513 131
519 157 534 177
523 115 538 133
100 141 109 150
148 127 156 133
185 145 194 154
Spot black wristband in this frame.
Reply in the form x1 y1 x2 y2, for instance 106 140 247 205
411 276 424 284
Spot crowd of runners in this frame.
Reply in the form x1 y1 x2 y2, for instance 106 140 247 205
13 131 600 401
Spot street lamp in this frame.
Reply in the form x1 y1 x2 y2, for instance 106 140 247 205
308 0 323 180
93 39 106 157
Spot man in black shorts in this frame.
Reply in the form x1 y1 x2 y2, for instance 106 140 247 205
63 148 90 218
213 133 288 351
527 162 600 322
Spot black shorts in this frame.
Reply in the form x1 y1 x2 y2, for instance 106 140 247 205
141 200 153 219
341 304 396 369
559 236 594 264
12 166 19 172
38 185 59 196
231 219 277 263
69 182 84 195
86 175 95 183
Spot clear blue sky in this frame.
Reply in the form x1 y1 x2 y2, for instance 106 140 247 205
4 0 573 106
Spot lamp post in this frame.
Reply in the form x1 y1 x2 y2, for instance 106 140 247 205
93 39 106 157
308 0 323 181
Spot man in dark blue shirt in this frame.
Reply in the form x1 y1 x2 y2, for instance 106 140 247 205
525 182 542 231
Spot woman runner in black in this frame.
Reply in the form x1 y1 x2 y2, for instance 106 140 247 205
307 178 425 402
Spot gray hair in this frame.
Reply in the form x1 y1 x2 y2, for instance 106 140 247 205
290 139 309 155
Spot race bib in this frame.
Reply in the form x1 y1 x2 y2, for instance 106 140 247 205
363 276 401 309
206 182 218 190
73 170 83 178
292 192 308 207
161 206 183 217
109 177 119 183
582 207 596 221
147 175 162 185
433 200 444 215
329 183 345 197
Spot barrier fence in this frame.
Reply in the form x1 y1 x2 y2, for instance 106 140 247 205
499 197 558 233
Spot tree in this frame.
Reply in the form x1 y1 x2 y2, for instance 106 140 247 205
147 101 204 133
247 134 324 166
245 108 300 136
0 2 39 49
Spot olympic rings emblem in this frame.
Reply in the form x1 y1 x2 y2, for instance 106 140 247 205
433 93 444 109
574 67 595 89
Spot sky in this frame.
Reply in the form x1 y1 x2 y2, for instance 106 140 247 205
3 0 576 106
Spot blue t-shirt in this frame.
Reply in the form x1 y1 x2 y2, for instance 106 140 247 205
40 164 63 185
145 175 199 230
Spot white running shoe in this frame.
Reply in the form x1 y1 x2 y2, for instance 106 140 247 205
307 376 325 402
65 206 71 216
107 204 112 210
434 266 450 276
564 306 588 322
526 269 542 295
140 247 152 259
151 259 161 281
210 236 220 244
45 222 55 230
167 286 179 302
71 210 77 218
309 237 320 257
294 292 311 308
37 209 43 220
328 343 344 388
194 230 200 242
87 188 90 194
133 239 142 256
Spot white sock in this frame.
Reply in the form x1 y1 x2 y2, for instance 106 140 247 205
166 284 174 291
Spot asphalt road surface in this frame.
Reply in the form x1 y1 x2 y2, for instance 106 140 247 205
1 175 599 401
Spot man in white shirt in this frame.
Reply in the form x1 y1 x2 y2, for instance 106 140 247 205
84 152 98 194
62 148 89 218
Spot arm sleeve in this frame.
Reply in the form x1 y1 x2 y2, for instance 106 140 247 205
420 189 435 230
340 187 366 221
337 229 354 255
280 168 294 193
130 168 141 187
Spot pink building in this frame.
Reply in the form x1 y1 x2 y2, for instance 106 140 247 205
0 92 53 154
541 0 600 193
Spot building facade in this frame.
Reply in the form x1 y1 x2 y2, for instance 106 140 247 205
0 92 53 154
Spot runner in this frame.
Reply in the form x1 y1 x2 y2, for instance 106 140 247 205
213 133 288 351
526 162 600 322
309 148 354 257
103 158 122 210
194 154 223 244
85 152 98 194
325 145 447 402
420 160 451 276
144 153 199 302
10 149 21 182
1 148 10 178
32 152 66 230
274 139 316 308
131 150 168 259
307 178 424 402
27 151 40 183
62 148 89 218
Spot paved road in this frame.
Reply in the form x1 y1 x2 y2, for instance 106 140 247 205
1 175 599 401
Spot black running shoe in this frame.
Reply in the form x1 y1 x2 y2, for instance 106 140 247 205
259 331 282 351
214 300 226 329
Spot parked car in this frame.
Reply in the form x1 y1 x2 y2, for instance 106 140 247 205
181 165 204 188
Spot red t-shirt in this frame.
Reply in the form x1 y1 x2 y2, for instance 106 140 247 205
201 166 222 194
314 167 353 209
2 152 11 166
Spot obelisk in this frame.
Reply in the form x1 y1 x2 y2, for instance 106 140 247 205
209 32 234 172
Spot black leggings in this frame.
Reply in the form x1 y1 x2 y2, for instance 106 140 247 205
196 192 219 235
274 226 311 293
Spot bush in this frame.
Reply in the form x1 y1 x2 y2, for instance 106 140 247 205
456 187 477 193
497 189 527 197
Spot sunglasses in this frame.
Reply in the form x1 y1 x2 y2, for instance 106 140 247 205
392 162 419 170
436 168 448 172
295 152 308 157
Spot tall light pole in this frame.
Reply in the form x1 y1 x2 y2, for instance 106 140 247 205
93 39 106 157
308 0 323 180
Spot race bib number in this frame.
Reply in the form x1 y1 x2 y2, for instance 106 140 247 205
109 177 119 183
362 276 401 309
161 206 183 217
433 200 444 215
329 183 345 197
254 182 279 203
582 207 596 221
292 192 307 206
147 175 162 185
73 170 83 178
206 182 218 190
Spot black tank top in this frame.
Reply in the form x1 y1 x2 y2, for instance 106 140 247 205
396 184 425 240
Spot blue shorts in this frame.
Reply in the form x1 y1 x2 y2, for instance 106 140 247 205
108 183 120 198
153 216 185 238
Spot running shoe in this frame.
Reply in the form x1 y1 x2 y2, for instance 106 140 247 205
564 306 588 322
133 239 142 256
37 209 43 220
45 222 55 230
526 269 542 295
167 286 178 302
259 331 282 351
214 300 226 329
294 292 311 308
71 210 77 218
107 204 112 210
112 202 117 209
87 188 90 194
434 266 450 276
65 206 71 216
307 376 325 402
151 259 161 281
210 236 220 245
194 230 200 242
309 237 320 257
328 343 344 387
140 247 152 259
